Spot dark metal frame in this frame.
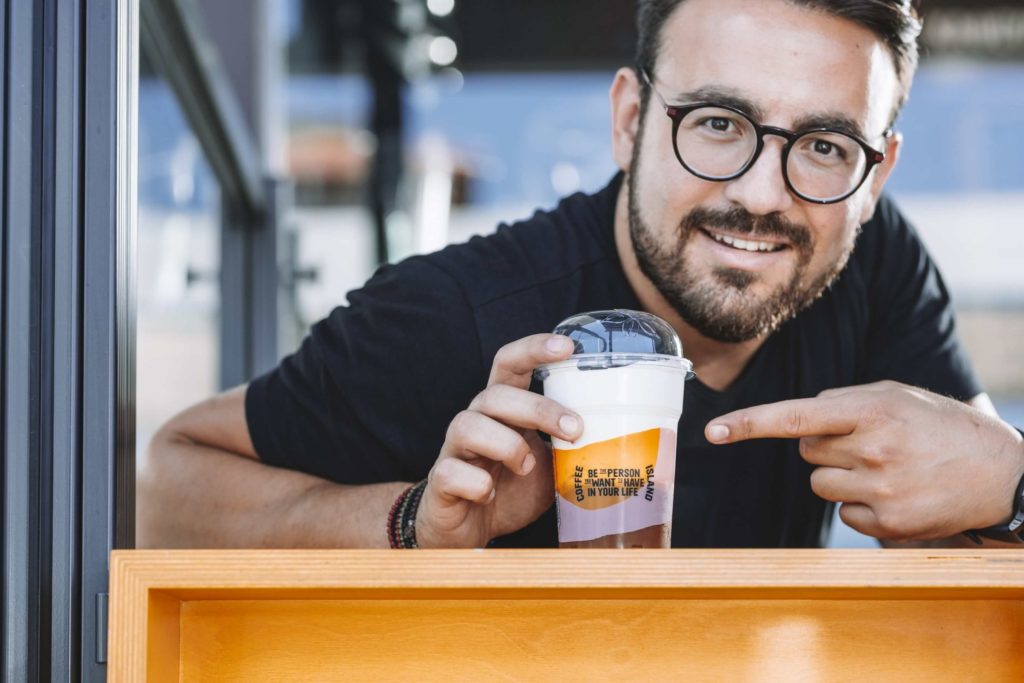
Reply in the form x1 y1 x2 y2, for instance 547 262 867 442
139 0 264 218
221 178 286 386
2 2 40 678
3 0 278 677
2 1 136 681
140 0 280 388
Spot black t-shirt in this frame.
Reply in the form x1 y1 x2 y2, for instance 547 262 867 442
246 174 982 548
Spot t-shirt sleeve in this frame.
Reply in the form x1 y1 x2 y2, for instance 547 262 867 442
859 196 983 401
244 256 485 484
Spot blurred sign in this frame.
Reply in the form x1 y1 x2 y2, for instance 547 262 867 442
287 1 1024 73
454 0 634 70
922 2 1024 58
289 0 637 73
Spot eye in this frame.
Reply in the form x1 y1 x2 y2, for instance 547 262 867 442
680 107 750 141
700 117 735 133
813 140 838 157
799 134 853 164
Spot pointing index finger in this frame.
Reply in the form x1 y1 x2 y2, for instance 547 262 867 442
705 396 859 444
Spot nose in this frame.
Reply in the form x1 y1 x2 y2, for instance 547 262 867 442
721 136 794 216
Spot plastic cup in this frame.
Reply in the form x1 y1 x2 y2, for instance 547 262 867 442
536 310 692 548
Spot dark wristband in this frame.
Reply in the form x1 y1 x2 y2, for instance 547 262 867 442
963 428 1024 545
387 480 427 549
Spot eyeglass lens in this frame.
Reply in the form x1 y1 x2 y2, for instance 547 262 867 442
675 106 869 201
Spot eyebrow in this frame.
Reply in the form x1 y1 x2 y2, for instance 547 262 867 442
666 86 869 141
669 86 766 121
790 113 868 140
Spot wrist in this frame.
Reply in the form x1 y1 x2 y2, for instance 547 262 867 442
410 485 495 549
411 486 472 549
413 494 440 549
998 448 1024 527
965 429 1024 544
991 433 1024 527
413 506 439 549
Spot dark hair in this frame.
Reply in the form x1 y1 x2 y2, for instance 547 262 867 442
635 0 923 124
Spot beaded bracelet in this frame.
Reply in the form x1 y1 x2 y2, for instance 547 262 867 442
385 485 410 548
387 479 427 549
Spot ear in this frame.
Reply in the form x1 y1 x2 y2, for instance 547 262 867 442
610 67 643 173
859 131 902 224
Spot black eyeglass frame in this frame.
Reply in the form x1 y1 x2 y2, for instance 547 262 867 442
640 70 892 205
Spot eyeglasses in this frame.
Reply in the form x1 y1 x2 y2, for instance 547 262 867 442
641 71 891 205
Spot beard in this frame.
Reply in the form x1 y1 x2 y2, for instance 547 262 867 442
626 144 856 343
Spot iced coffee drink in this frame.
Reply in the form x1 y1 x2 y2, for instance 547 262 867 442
536 310 692 548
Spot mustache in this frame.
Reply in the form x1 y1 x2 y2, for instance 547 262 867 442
681 207 813 251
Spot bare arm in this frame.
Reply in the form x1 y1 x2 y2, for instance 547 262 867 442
137 334 583 550
136 385 409 549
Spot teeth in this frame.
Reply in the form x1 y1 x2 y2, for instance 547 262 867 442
709 231 782 253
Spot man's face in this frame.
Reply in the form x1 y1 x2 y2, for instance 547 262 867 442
620 0 901 343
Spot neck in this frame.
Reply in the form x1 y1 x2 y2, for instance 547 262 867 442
612 179 766 392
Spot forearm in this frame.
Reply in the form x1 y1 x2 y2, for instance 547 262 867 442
137 432 409 549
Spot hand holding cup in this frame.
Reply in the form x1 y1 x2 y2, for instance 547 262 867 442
415 334 583 548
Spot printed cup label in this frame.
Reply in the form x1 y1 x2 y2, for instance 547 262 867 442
553 428 677 543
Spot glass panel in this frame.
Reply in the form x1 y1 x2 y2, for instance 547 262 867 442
135 49 222 458
282 68 620 333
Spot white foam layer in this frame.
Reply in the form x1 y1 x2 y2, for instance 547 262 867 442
544 362 686 448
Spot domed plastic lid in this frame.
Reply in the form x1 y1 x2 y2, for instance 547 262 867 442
537 309 694 376
554 309 683 357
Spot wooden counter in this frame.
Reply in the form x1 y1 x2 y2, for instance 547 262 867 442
108 549 1024 681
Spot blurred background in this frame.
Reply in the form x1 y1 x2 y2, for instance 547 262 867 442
135 0 1024 547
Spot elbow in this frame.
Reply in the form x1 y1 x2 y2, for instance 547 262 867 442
135 421 191 549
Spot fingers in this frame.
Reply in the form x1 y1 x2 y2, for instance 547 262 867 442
488 334 574 389
425 334 581 521
818 380 908 399
429 457 496 506
705 396 859 444
706 383 913 444
470 384 582 442
816 386 861 400
817 473 921 540
839 502 941 542
444 409 538 476
798 435 860 469
809 466 867 503
837 502 883 538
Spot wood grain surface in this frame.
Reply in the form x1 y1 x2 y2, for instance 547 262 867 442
108 549 1024 682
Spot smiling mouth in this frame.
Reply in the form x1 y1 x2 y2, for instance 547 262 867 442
701 228 788 254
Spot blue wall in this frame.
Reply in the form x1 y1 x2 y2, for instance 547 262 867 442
140 61 1024 211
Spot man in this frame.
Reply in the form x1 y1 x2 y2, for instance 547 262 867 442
139 0 1024 549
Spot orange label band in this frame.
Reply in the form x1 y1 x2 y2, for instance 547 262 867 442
554 428 662 510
